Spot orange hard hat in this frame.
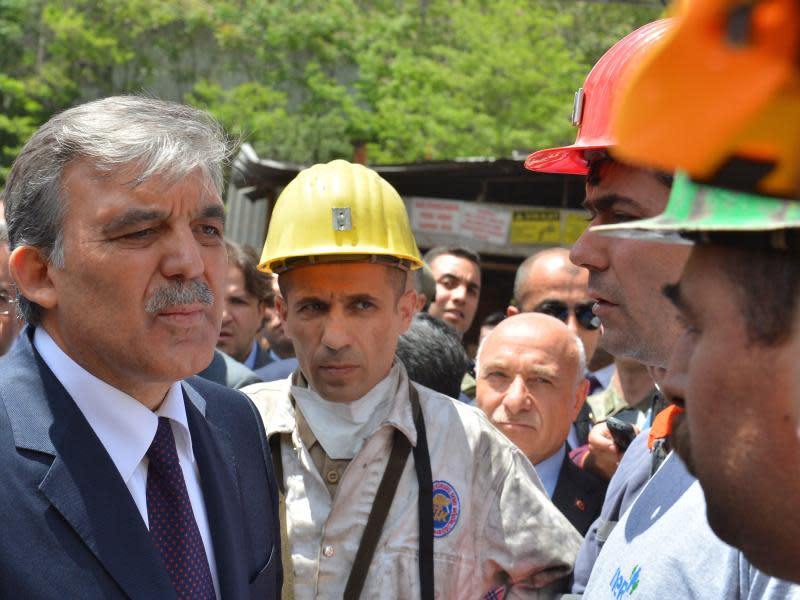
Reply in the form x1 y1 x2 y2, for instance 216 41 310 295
612 0 800 198
525 19 674 175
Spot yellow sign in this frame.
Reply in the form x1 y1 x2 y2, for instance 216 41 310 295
510 210 560 245
562 211 590 245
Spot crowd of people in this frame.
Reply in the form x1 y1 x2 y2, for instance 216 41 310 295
1 2 799 599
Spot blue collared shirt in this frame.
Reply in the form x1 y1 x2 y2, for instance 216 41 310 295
535 443 566 499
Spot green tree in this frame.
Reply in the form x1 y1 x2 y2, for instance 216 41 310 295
0 0 663 183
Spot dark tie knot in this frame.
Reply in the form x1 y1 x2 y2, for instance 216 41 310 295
147 417 182 478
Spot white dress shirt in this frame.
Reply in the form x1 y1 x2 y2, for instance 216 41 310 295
535 443 566 499
34 328 220 597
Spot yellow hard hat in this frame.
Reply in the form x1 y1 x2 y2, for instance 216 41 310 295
612 0 800 198
259 159 423 274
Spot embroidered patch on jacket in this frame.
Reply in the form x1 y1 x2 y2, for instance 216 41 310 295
432 480 460 537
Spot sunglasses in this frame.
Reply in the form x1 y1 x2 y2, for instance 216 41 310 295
533 300 601 330
0 290 14 317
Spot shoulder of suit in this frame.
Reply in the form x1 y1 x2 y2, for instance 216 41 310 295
183 376 257 425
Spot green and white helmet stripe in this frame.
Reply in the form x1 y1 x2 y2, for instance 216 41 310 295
592 172 800 244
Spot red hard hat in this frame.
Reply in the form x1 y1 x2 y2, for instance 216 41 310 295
525 19 674 175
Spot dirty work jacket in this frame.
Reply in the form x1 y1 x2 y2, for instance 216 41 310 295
245 365 582 599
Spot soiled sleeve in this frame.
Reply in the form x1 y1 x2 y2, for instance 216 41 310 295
478 443 583 599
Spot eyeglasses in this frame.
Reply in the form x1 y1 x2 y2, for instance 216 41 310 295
0 290 15 316
533 300 601 330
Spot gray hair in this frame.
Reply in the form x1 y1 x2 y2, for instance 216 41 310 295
475 322 587 387
0 221 7 245
2 95 232 324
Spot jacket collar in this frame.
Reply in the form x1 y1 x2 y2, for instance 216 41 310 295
264 363 419 447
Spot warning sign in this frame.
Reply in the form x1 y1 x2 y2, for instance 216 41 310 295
460 205 510 246
562 211 590 245
510 210 561 245
411 199 461 235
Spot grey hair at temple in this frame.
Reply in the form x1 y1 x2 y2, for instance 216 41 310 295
1 95 233 325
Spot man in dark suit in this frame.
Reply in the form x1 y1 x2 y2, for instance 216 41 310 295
0 96 281 599
198 348 264 389
507 247 607 449
217 240 275 371
475 312 606 535
0 221 23 355
253 272 297 381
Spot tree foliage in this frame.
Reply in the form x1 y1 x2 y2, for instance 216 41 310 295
0 0 662 184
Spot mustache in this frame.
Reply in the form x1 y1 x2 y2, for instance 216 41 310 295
145 280 214 314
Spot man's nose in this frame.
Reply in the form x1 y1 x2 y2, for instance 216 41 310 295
570 228 609 273
502 375 532 414
160 228 205 281
566 311 580 334
450 284 467 304
320 310 351 351
220 301 232 324
661 330 691 406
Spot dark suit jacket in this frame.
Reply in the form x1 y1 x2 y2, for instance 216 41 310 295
198 349 264 389
254 357 299 383
252 344 275 371
0 328 282 599
552 450 608 536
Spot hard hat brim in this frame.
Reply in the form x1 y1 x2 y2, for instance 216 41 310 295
260 250 424 274
525 143 609 175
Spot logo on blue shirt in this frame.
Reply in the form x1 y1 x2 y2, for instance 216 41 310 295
610 565 641 599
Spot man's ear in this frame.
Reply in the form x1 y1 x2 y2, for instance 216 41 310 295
506 305 519 317
397 288 417 333
276 294 288 324
572 377 590 421
415 292 426 313
9 246 58 311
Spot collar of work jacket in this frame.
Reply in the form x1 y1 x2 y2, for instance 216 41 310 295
259 363 419 450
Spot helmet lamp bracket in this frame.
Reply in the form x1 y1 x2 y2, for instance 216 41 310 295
571 88 585 127
332 207 353 231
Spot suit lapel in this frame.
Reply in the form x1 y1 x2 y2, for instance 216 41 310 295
184 384 250 599
551 453 580 514
5 331 175 599
551 450 605 535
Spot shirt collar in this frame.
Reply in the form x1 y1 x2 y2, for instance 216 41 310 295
534 443 566 499
590 363 616 390
33 327 194 485
279 361 418 448
244 339 259 369
291 361 412 459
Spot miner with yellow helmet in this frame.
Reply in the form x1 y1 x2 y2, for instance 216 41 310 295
244 160 580 598
596 0 800 585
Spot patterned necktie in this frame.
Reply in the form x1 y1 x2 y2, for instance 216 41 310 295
146 417 216 599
